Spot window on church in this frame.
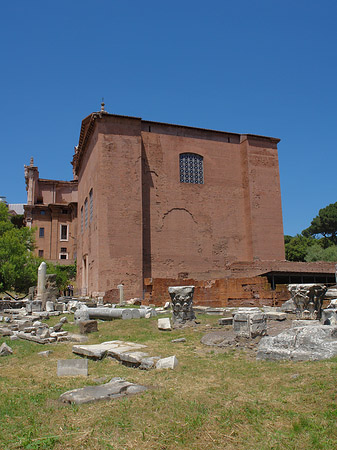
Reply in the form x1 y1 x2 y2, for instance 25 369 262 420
39 227 44 237
60 224 68 241
179 153 204 184
84 198 88 228
38 249 44 257
89 189 93 222
81 206 83 233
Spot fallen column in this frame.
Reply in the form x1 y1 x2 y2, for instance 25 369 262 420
86 307 134 320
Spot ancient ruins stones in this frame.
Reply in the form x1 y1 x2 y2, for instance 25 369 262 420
59 377 147 404
168 286 196 324
72 340 147 360
155 355 178 370
233 312 267 338
158 317 171 331
288 283 327 319
79 320 98 334
257 325 337 361
0 342 13 356
72 340 177 370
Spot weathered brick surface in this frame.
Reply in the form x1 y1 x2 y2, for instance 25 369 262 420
73 113 286 300
143 276 290 308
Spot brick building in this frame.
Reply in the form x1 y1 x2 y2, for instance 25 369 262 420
24 108 335 304
24 158 77 264
72 108 287 300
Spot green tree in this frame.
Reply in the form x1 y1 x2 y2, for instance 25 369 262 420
303 202 337 244
305 243 337 262
46 262 76 292
0 203 37 292
285 234 315 262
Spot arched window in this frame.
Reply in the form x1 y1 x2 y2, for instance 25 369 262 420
179 153 204 184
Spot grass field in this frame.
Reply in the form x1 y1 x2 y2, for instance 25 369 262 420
0 313 336 450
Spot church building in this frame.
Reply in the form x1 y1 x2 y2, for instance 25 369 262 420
72 105 285 300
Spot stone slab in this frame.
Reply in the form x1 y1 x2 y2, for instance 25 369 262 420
59 377 147 404
119 351 149 366
57 359 88 376
17 332 49 344
73 340 147 360
158 317 171 331
171 337 186 343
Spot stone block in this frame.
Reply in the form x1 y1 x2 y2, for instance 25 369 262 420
79 320 98 334
57 359 88 376
74 309 90 323
46 301 54 312
139 357 160 370
54 303 65 312
266 312 287 321
233 312 267 338
218 317 233 326
158 317 171 331
119 351 149 367
52 322 63 332
156 355 178 370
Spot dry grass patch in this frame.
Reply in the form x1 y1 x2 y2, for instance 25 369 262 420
0 313 336 449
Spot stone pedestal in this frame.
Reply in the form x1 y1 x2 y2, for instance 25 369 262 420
168 286 196 324
233 312 267 338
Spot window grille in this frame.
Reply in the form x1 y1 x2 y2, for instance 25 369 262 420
179 153 204 184
89 189 93 222
84 198 88 228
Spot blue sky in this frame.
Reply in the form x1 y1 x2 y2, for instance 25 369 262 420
0 0 336 236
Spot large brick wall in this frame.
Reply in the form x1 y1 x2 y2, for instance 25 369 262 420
143 276 290 307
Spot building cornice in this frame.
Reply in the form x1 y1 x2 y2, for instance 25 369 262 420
71 112 281 175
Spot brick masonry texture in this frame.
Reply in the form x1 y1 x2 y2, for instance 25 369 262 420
73 113 286 300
